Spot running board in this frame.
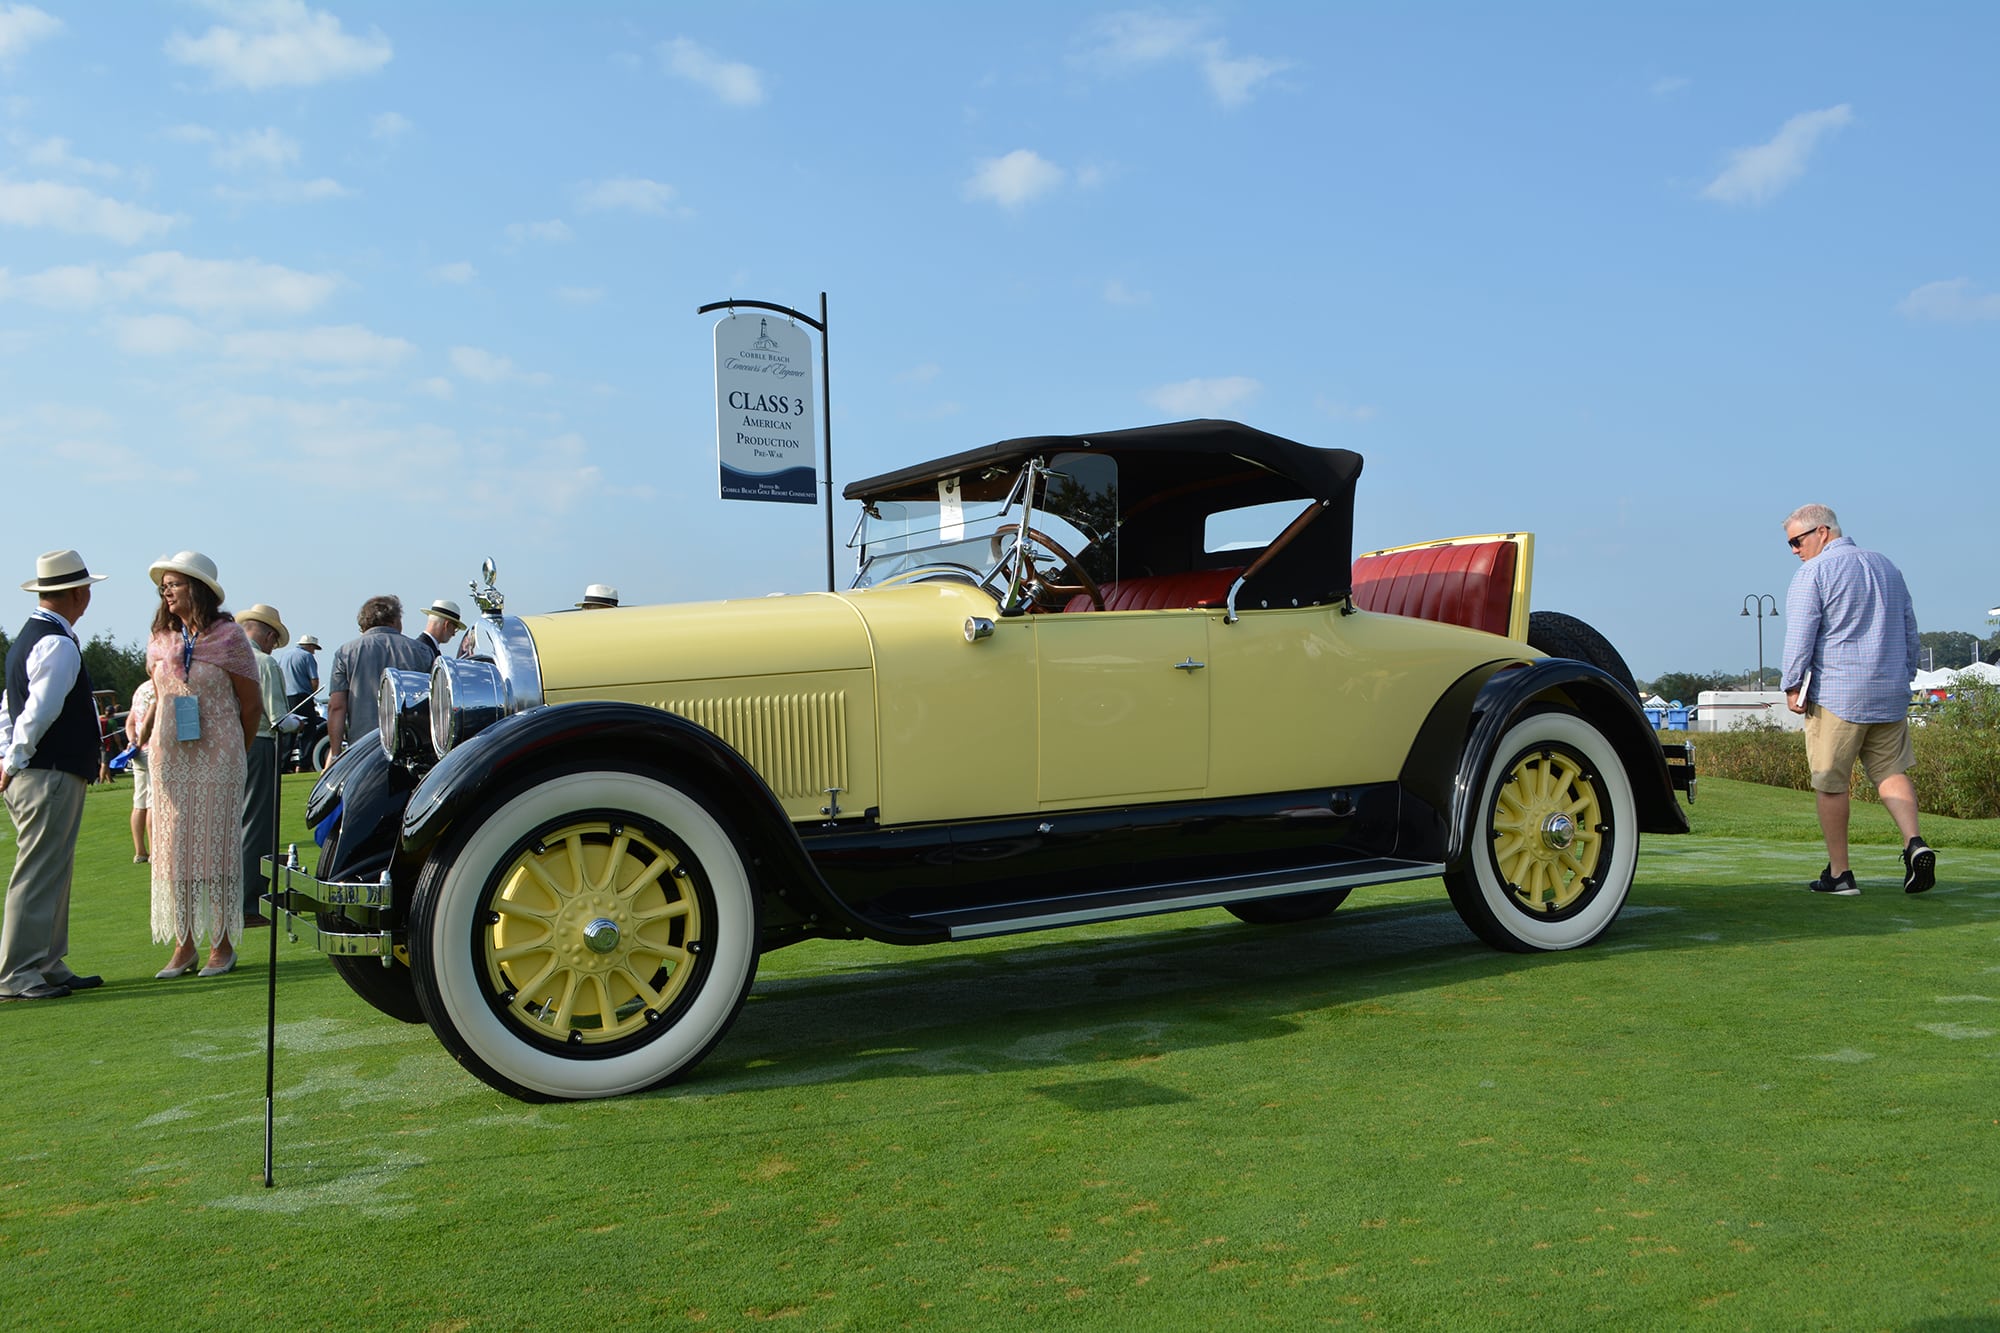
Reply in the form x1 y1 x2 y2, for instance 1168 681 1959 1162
913 857 1447 940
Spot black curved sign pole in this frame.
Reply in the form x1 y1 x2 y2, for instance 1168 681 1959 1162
697 294 834 592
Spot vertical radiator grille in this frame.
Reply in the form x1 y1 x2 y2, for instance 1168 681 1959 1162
657 692 849 801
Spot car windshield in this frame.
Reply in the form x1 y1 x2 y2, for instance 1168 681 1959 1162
851 452 1119 592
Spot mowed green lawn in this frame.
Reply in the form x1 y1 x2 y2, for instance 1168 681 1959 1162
2 774 1996 1330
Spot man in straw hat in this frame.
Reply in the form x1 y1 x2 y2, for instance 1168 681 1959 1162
415 598 465 661
235 604 295 928
0 550 109 1000
576 584 619 610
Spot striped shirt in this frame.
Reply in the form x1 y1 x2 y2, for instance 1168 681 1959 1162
1781 536 1919 723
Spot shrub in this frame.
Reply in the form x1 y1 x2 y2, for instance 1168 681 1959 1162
1660 680 2000 820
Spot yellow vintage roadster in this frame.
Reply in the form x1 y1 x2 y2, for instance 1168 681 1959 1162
278 419 1694 1102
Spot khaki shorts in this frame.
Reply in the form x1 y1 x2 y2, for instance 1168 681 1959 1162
130 758 150 810
1804 705 1914 794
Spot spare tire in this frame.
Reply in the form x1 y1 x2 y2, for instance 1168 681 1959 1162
1527 611 1638 699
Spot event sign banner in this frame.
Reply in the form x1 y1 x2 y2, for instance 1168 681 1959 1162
714 314 817 504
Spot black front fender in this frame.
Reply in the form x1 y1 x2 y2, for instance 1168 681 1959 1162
399 701 941 945
308 737 421 884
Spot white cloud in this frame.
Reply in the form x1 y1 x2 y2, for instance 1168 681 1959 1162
658 37 764 107
1078 12 1288 108
215 176 350 203
177 392 462 485
107 313 210 356
0 177 178 244
432 261 476 284
465 431 603 517
1651 75 1690 97
414 376 452 400
1103 279 1150 306
370 111 411 140
1898 278 2000 323
164 123 220 146
450 345 554 388
1144 375 1261 416
1084 12 1211 66
0 4 60 63
554 285 602 305
1203 51 1286 109
1702 104 1853 207
1315 395 1378 422
577 175 677 216
896 362 942 384
13 134 120 179
214 126 300 172
1 251 338 315
220 324 415 377
164 0 392 90
965 149 1065 210
503 219 572 247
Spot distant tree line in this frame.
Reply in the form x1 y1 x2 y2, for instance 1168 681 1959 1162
0 625 150 708
1641 629 1995 702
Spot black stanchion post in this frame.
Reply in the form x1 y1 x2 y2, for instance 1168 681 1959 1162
262 723 285 1188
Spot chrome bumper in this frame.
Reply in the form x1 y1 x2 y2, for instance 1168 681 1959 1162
261 848 398 960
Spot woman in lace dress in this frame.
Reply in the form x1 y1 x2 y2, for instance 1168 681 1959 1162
142 551 261 979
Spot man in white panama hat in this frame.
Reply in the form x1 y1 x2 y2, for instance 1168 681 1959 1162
0 550 109 1000
576 584 619 610
416 598 465 661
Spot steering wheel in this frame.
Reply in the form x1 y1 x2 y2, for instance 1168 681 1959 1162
990 523 1105 611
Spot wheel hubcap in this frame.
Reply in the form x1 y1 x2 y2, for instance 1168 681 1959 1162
1492 747 1604 913
483 820 704 1044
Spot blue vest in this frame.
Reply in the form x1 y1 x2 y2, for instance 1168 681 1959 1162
4 615 99 781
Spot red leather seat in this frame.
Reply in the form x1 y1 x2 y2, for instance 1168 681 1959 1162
1350 541 1516 636
1063 567 1244 613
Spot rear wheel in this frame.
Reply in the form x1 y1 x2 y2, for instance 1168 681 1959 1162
1527 611 1637 698
407 766 759 1102
1443 709 1637 952
309 735 332 771
1225 888 1352 924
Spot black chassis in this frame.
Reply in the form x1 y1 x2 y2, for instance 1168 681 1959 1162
286 655 1691 967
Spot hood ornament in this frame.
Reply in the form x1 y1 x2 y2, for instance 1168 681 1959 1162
469 556 504 619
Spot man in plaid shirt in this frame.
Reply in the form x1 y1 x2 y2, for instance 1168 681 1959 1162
1780 504 1935 897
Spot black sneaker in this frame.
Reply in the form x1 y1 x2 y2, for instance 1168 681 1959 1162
1903 838 1937 895
1808 866 1859 896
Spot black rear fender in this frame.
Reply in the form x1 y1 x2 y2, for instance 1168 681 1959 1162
1401 659 1690 867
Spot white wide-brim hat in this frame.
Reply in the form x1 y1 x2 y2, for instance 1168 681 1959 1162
423 598 465 629
148 550 225 603
298 634 322 651
21 548 109 593
576 583 620 608
237 603 290 649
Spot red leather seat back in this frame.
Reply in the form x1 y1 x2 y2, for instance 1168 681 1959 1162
1350 541 1516 636
1063 567 1244 613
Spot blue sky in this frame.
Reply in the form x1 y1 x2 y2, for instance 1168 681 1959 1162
2 2 1995 682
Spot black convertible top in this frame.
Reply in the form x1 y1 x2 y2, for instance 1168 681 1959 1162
843 418 1362 505
846 420 1366 611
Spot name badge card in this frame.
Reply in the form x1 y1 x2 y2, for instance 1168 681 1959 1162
174 694 201 742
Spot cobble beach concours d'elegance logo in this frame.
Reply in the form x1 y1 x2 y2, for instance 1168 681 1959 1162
713 314 817 504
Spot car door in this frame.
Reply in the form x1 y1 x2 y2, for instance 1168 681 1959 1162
1032 609 1210 803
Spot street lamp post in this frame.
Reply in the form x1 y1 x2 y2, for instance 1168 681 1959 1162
1741 594 1779 690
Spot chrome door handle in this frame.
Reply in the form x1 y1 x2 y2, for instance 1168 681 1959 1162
1174 658 1205 672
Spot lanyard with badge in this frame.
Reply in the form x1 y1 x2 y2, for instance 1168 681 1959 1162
174 625 201 742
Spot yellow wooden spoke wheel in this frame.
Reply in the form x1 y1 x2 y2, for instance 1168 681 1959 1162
484 820 704 1045
1488 746 1604 914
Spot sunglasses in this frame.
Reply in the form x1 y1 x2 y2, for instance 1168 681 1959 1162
1787 525 1825 550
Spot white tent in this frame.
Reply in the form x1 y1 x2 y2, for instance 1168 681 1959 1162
1911 661 2000 691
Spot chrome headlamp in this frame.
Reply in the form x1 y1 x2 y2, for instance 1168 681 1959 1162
429 614 543 758
377 669 434 766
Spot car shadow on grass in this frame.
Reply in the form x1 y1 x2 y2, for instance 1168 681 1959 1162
662 853 1997 1102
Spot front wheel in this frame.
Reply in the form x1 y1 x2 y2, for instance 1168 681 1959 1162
1442 710 1637 952
407 766 760 1101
